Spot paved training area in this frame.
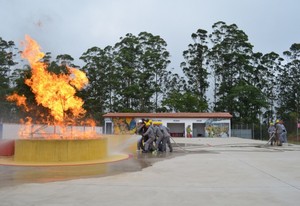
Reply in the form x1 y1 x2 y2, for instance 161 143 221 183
1 137 300 206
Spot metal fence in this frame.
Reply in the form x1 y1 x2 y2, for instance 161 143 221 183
231 123 267 140
232 122 299 142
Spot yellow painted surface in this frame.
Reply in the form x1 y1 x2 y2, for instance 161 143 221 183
14 138 108 163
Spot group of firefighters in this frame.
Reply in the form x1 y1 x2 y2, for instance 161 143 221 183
268 119 287 146
136 119 173 153
135 118 287 151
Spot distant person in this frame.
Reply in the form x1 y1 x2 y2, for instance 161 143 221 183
186 125 192 138
268 122 276 146
279 120 287 143
275 119 283 146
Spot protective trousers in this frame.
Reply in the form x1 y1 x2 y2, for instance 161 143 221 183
144 136 156 152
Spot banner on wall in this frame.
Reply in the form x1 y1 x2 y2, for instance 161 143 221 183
205 118 230 138
112 117 137 134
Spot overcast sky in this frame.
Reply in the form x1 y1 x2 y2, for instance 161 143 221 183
1 0 300 73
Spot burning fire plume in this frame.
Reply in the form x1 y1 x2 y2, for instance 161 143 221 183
6 93 29 112
7 35 94 139
21 35 88 124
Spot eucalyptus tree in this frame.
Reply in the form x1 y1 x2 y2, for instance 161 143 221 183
80 46 116 123
251 52 283 122
138 32 170 111
180 29 209 111
208 21 268 123
0 37 18 122
40 52 79 75
277 43 300 120
160 72 185 111
209 21 254 110
0 37 16 89
113 32 170 112
113 33 142 112
225 80 268 124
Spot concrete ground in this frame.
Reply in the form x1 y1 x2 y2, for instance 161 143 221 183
0 137 300 206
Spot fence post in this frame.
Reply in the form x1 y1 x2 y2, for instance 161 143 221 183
252 123 254 139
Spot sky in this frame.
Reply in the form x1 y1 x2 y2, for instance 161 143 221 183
1 0 300 74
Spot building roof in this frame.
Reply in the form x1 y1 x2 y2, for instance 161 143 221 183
103 112 232 118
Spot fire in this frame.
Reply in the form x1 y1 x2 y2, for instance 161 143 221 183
21 35 88 123
6 35 95 139
6 93 29 112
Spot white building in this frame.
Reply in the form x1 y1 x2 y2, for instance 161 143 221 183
103 112 232 138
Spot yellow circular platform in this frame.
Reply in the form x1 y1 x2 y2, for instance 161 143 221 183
0 153 131 167
14 138 108 162
0 135 137 166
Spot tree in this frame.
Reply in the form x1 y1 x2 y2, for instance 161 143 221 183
138 32 171 111
226 81 268 123
112 33 141 112
113 32 170 112
277 43 300 120
180 29 209 111
0 37 18 122
80 46 116 123
208 21 267 123
251 52 283 122
48 54 78 75
161 73 187 111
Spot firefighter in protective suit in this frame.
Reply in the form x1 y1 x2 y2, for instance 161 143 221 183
153 122 165 151
160 124 173 152
136 119 146 151
142 121 156 153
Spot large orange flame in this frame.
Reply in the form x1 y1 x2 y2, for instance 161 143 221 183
6 93 29 112
23 35 88 124
7 35 89 126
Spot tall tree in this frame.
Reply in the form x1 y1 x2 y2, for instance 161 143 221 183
138 32 170 111
113 32 170 112
0 37 18 122
226 81 268 124
252 52 283 122
208 21 267 123
160 73 188 111
277 43 300 120
80 46 116 123
113 33 141 112
180 29 209 111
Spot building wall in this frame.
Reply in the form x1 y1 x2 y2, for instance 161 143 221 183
104 117 231 137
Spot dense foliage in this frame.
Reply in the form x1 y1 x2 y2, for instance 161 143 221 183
1 22 299 126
